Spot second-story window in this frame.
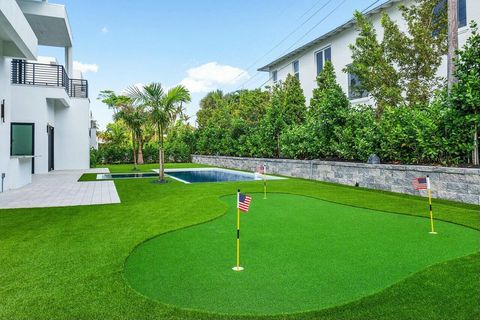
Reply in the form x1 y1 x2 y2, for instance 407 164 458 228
272 70 278 83
433 0 467 35
458 0 466 28
348 70 369 100
316 46 332 76
293 60 299 79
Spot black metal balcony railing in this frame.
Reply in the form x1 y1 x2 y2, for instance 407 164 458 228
11 59 88 99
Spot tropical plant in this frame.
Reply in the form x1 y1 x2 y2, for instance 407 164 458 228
113 97 147 170
127 83 191 182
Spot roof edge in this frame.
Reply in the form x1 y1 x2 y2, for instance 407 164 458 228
258 0 403 72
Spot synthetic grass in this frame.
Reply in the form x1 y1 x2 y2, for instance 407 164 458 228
124 193 480 315
0 163 479 319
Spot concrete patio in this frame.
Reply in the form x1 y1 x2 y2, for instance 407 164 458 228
0 168 120 209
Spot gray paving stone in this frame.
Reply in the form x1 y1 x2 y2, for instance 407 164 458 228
0 168 120 209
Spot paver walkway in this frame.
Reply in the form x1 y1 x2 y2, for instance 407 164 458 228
0 168 120 209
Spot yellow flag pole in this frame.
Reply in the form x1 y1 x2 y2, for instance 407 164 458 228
427 176 437 234
263 164 267 199
233 189 244 271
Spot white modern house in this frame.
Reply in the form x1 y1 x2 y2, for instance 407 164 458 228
0 0 93 192
259 0 479 104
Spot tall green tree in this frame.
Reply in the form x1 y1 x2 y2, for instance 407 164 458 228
196 90 225 129
99 91 146 164
346 0 448 111
309 61 350 157
345 11 401 112
267 74 307 157
99 120 129 146
112 97 147 170
450 21 480 165
127 83 191 182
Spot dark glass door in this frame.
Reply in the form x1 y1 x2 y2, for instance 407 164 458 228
47 125 54 171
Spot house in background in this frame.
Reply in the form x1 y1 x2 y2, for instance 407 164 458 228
0 0 94 192
259 0 478 104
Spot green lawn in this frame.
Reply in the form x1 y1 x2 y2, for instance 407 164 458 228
125 194 479 315
1 163 479 319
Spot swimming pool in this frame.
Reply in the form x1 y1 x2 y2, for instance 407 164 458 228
163 168 285 184
97 168 285 183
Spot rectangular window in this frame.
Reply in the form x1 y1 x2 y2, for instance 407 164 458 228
316 52 323 76
10 123 34 156
293 60 299 79
433 0 466 35
348 72 369 100
316 46 332 75
272 70 278 83
458 0 466 28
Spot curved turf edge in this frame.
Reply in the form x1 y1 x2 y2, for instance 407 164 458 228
123 192 480 316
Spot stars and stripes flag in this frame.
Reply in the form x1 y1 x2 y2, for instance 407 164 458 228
237 193 252 212
412 177 430 190
256 165 266 175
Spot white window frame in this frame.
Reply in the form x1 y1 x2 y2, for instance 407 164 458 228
292 60 299 79
314 45 332 76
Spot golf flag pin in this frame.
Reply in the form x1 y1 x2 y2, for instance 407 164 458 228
412 175 437 234
233 189 252 271
256 164 267 199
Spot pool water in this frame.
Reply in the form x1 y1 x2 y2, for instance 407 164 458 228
97 168 285 183
97 172 158 179
166 170 255 183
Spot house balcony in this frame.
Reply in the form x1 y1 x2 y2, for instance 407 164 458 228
11 59 88 99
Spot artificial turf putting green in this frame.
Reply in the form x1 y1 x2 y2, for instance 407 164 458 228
124 193 480 315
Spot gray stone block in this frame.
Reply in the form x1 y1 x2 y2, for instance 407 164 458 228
192 155 480 205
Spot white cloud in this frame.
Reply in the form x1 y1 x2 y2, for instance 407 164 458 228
73 61 99 74
180 62 250 93
101 26 109 34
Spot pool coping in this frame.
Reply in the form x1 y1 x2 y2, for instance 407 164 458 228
160 167 286 184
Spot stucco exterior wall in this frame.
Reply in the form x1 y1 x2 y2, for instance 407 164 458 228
10 85 90 174
267 0 480 105
54 98 90 170
1 0 90 192
192 155 480 205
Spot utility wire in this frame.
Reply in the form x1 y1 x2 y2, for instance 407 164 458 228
242 0 347 90
360 0 383 13
231 0 333 84
248 0 384 90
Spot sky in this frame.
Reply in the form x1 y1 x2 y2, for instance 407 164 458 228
38 0 388 130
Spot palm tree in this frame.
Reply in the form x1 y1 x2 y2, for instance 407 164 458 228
127 83 191 182
113 97 147 171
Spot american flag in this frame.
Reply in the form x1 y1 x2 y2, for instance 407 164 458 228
238 193 252 212
412 177 428 190
256 165 265 174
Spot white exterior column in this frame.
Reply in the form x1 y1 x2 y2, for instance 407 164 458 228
65 46 73 77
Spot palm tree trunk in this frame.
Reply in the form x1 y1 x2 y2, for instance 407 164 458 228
132 130 137 170
137 138 144 165
157 124 165 181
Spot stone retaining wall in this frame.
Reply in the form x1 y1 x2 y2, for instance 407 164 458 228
192 155 480 205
